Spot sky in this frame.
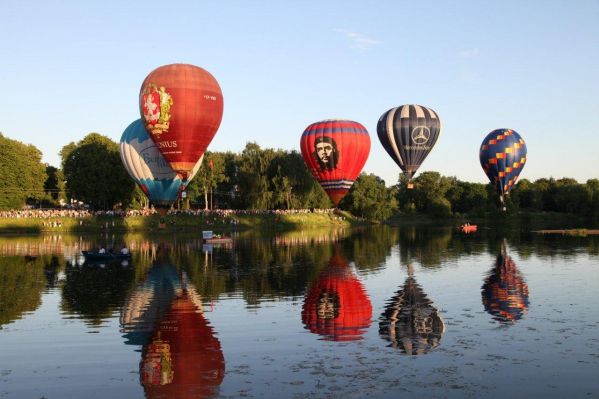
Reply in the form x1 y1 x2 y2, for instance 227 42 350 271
1 0 598 186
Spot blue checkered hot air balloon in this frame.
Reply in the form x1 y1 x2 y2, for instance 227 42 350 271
479 129 527 210
119 119 203 214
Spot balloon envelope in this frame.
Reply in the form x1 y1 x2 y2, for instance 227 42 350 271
379 275 445 355
377 104 441 181
479 129 527 203
300 119 370 205
139 63 223 179
119 119 202 209
141 292 224 399
302 251 372 341
482 251 529 323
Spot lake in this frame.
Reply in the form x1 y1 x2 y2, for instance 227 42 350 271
1 226 598 398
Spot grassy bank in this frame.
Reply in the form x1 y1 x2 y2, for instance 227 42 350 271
0 210 363 235
386 210 598 230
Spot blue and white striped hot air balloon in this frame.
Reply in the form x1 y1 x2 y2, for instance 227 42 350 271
119 119 203 213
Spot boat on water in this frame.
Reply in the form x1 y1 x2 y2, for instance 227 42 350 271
204 237 233 244
81 250 132 261
202 230 233 244
457 224 478 233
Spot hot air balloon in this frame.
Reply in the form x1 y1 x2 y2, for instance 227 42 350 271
481 242 529 323
120 119 203 215
301 249 372 341
379 268 445 355
300 119 370 206
126 263 225 398
479 129 527 210
139 63 223 180
377 104 441 186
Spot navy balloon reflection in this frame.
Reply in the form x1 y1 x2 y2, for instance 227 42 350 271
482 243 529 323
301 249 372 341
379 266 445 355
120 263 224 398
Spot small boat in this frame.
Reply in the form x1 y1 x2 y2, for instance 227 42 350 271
202 230 233 244
82 250 132 261
457 224 478 233
204 237 233 244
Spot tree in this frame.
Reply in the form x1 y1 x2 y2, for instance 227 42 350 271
447 181 488 215
237 143 275 210
407 172 454 216
61 133 135 210
271 165 294 209
186 152 228 210
587 179 599 218
0 133 47 210
44 166 65 205
341 173 398 220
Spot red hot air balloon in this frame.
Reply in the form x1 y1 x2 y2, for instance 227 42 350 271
300 119 371 206
302 250 372 341
140 64 223 180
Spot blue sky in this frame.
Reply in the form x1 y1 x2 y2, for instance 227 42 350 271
1 0 597 185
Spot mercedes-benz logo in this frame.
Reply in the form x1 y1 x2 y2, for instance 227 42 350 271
411 126 430 145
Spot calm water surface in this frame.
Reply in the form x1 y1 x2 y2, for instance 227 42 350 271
1 226 598 398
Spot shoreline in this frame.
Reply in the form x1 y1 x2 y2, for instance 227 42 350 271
0 211 366 235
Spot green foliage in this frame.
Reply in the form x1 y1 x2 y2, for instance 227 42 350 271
341 173 398 220
0 133 48 210
61 133 135 210
44 166 65 205
237 142 275 209
0 256 47 327
400 172 455 215
186 151 229 210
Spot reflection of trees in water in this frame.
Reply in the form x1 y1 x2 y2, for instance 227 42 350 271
302 250 372 341
189 239 336 306
0 255 48 327
342 226 399 274
398 227 454 268
482 246 529 323
379 272 445 355
118 228 397 308
120 262 224 398
43 255 61 288
521 234 599 260
61 261 135 326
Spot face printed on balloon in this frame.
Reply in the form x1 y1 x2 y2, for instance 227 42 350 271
314 136 339 171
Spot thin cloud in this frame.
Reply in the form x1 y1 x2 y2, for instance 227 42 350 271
458 47 480 58
335 29 381 51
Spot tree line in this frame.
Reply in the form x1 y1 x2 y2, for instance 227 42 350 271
1 132 598 220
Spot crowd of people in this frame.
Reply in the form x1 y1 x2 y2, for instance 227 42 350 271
0 207 337 220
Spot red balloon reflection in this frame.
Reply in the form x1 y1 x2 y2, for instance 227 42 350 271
302 250 372 341
140 288 224 399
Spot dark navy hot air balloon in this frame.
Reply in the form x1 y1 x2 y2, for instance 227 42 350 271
377 104 441 184
479 129 527 209
300 119 370 206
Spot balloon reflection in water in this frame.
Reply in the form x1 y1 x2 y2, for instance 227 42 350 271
120 263 224 398
482 245 529 323
302 250 372 341
379 269 445 355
